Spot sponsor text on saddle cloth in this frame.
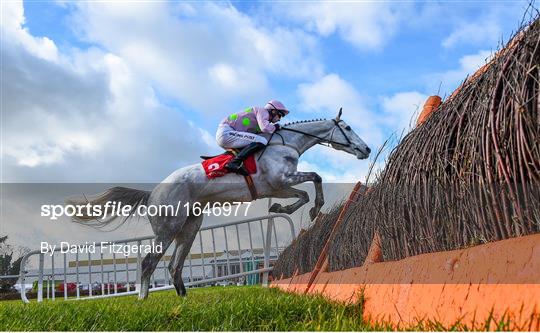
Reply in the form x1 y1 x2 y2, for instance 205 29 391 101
202 152 257 178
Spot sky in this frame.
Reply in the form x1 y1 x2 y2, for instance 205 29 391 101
1 0 530 184
0 0 533 250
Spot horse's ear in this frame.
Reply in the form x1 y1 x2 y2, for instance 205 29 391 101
336 107 342 121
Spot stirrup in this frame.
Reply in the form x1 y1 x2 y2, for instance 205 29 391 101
234 166 249 176
225 161 249 176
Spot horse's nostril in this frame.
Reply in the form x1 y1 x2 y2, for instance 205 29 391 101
366 147 371 154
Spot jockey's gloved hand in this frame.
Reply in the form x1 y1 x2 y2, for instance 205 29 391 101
274 123 281 131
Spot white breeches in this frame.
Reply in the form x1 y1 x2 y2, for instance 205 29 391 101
216 124 268 149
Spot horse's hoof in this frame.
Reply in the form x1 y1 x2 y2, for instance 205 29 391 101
174 285 186 297
269 203 282 213
309 207 319 221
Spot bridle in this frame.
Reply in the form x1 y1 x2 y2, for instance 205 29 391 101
280 119 353 148
258 119 354 160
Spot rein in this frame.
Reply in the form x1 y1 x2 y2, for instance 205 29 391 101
257 120 352 160
281 119 352 147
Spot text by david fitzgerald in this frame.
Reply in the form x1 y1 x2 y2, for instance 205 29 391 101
40 241 163 257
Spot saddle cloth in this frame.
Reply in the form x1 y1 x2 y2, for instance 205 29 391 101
201 152 257 179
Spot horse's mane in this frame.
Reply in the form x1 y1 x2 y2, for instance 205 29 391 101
283 118 326 127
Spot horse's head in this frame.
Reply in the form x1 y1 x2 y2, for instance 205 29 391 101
329 108 371 159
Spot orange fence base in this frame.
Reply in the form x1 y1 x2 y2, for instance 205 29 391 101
272 233 540 330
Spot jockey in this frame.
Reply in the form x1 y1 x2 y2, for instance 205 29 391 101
216 100 289 175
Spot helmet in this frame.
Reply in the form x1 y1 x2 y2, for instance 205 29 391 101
264 100 289 116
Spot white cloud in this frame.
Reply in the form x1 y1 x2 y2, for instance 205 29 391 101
1 0 213 182
2 1 107 169
439 2 525 51
297 73 382 146
298 145 386 184
279 2 410 51
381 91 428 133
459 51 494 72
288 73 371 181
297 75 429 184
297 158 363 183
209 63 239 89
298 74 362 113
442 20 501 49
1 1 59 62
69 2 322 115
427 50 494 96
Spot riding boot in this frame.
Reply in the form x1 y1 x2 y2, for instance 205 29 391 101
225 142 266 176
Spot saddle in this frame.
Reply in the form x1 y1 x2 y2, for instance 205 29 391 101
200 149 238 161
200 150 258 199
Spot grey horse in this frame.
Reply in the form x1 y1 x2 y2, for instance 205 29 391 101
70 109 370 299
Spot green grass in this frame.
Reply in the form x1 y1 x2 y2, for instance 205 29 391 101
0 286 524 331
0 286 382 331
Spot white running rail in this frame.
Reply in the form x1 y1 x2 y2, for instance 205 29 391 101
19 213 295 303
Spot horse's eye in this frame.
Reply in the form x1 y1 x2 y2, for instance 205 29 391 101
345 126 351 131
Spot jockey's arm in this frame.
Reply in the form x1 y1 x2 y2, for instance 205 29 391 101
254 107 278 133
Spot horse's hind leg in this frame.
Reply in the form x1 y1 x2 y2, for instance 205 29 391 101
138 233 174 300
167 240 185 296
168 215 203 297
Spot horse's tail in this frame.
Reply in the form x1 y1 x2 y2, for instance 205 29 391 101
67 186 150 230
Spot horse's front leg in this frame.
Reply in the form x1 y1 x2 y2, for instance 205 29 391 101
268 187 309 215
281 171 324 220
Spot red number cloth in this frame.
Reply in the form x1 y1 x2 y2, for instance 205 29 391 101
202 153 257 179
